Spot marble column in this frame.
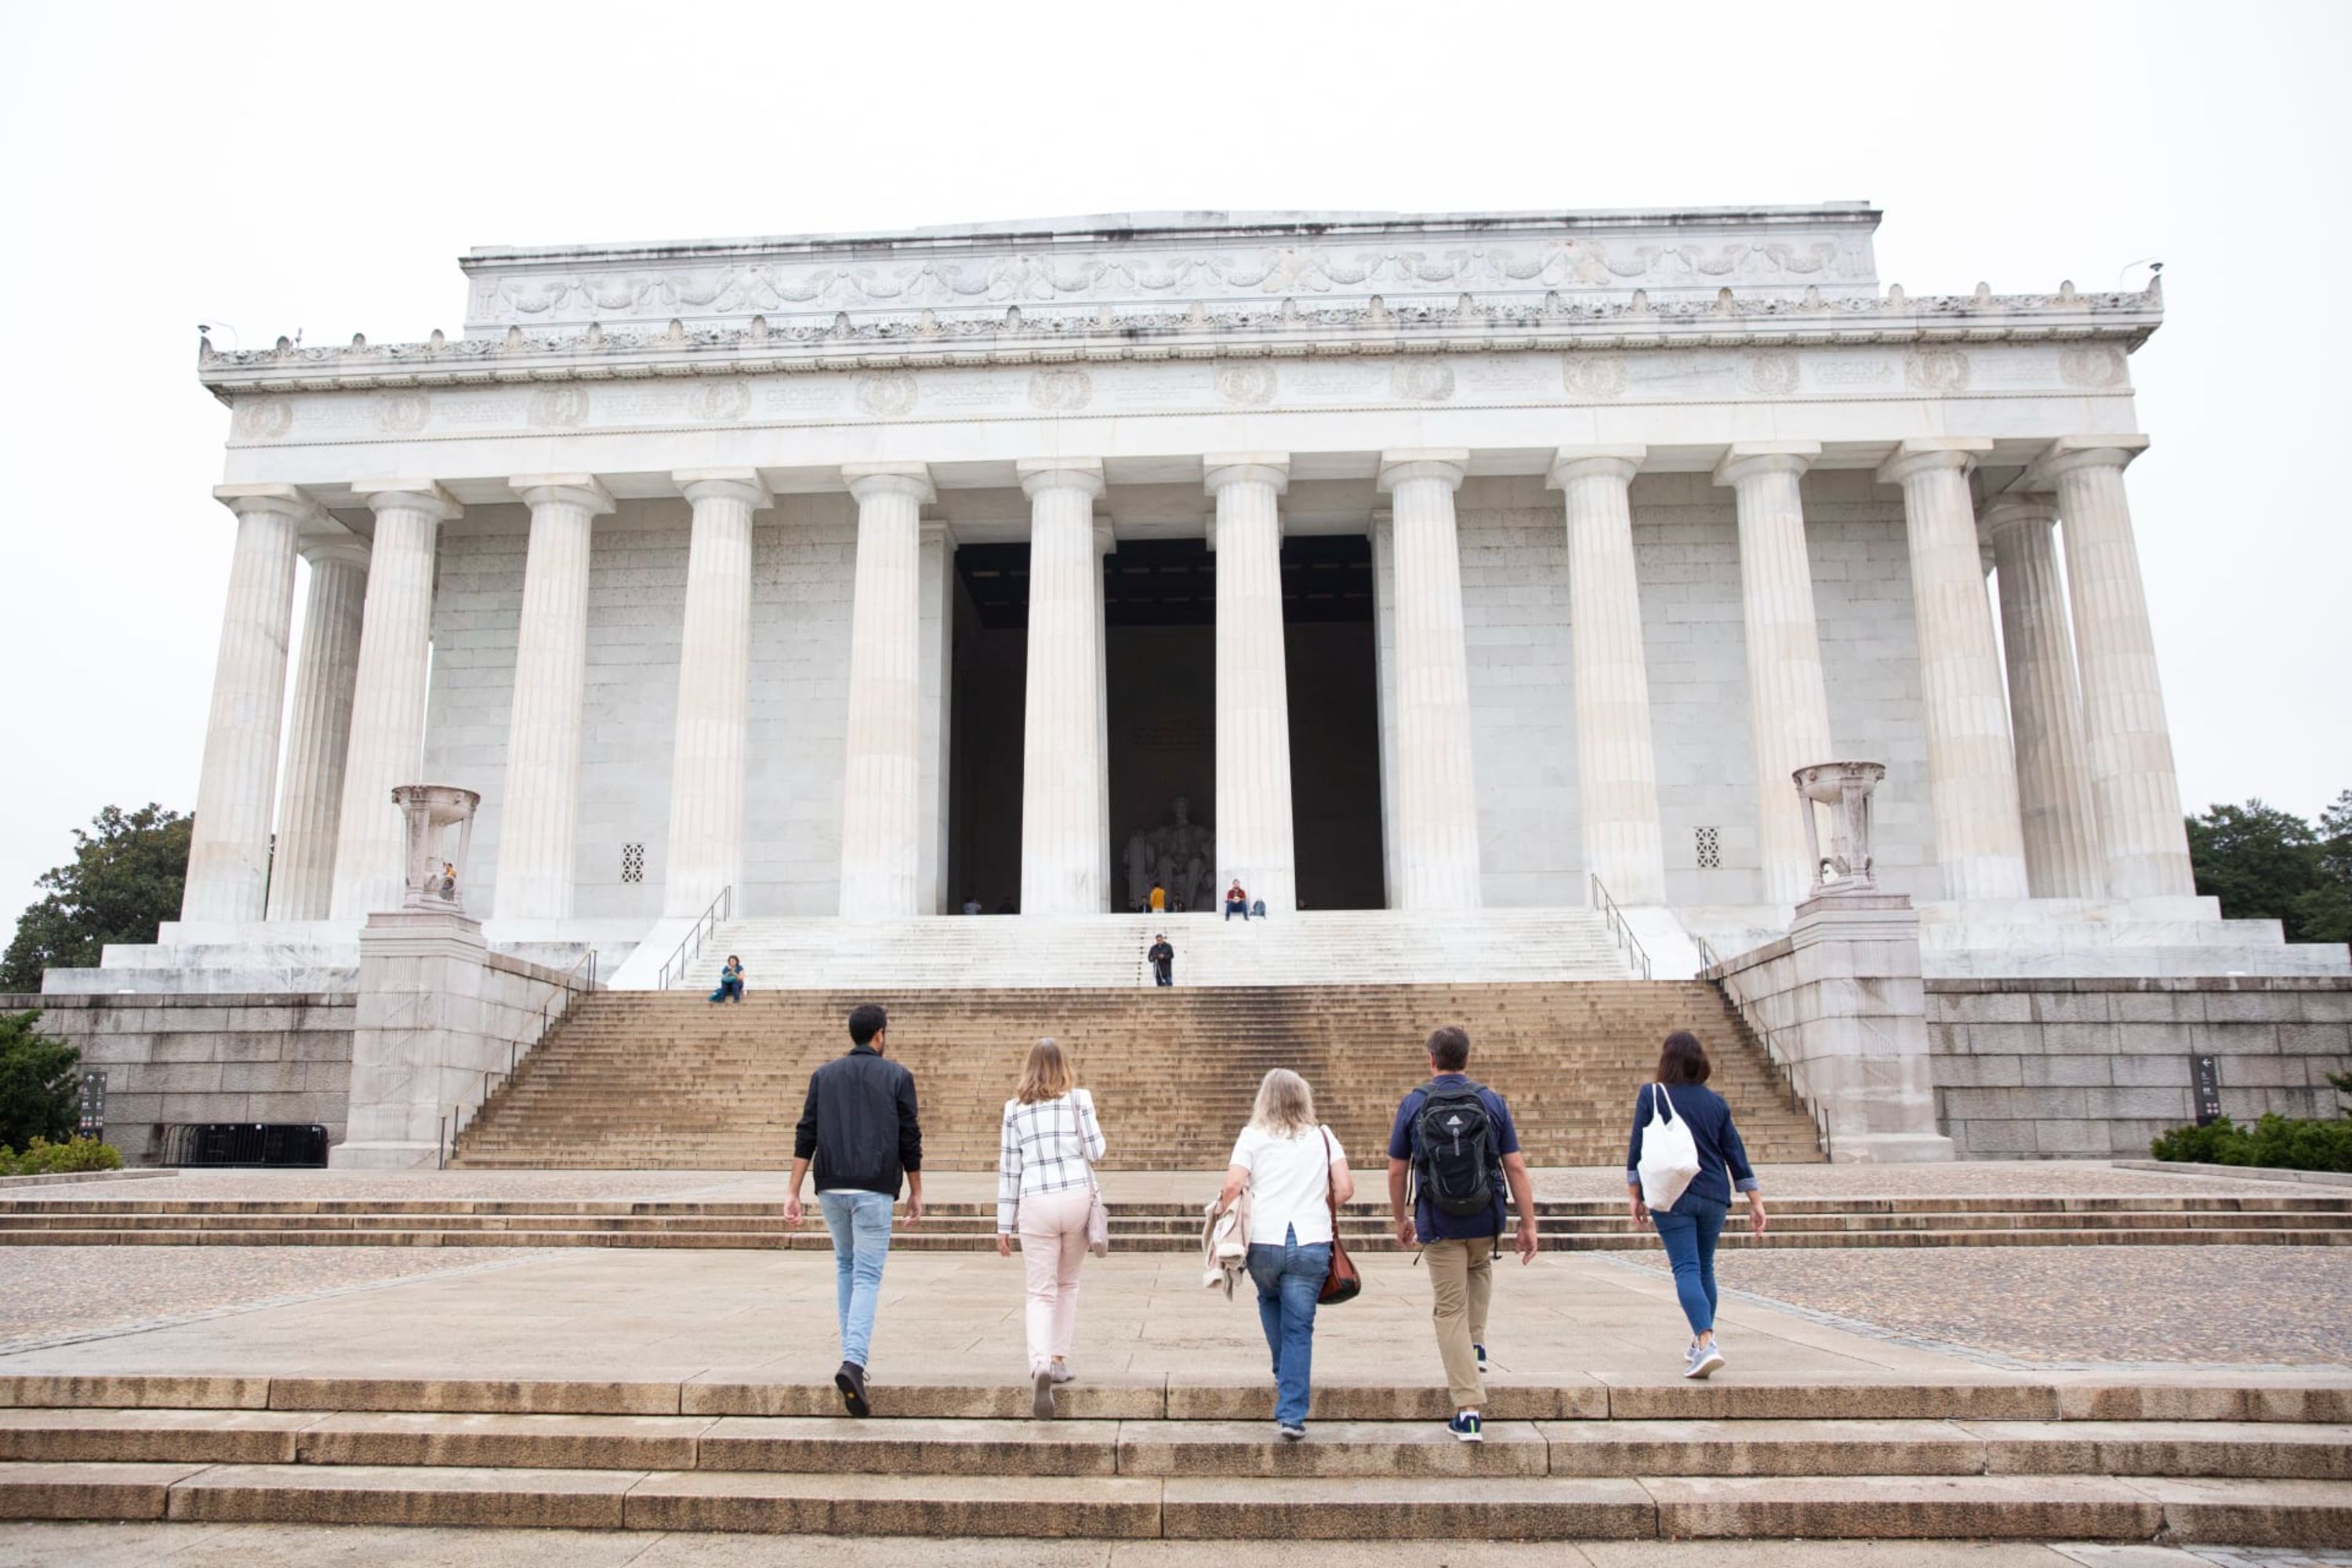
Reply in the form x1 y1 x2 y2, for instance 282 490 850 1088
1370 510 1402 906
2038 436 2195 898
1548 447 1667 906
1094 518 1116 912
1714 443 1835 907
917 520 957 916
837 463 935 918
1878 439 2031 902
1207 453 1298 915
1016 458 1109 916
1376 449 1482 909
181 485 314 923
331 483 461 919
662 470 769 919
1981 495 2103 899
267 537 370 921
492 475 613 921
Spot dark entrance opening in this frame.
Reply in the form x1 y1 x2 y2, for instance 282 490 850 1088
947 532 1385 913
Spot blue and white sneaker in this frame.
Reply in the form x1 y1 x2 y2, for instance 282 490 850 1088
1475 1342 1488 1375
1278 1421 1307 1441
1448 1411 1483 1443
1685 1341 1726 1380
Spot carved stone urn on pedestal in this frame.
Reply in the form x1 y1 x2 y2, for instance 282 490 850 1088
390 785 481 915
1794 760 1886 897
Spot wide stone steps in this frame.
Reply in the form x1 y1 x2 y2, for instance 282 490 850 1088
453 980 1828 1169
0 1375 2343 1542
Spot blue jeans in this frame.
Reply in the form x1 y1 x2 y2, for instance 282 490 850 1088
1651 1196 1730 1336
710 978 743 1003
1246 1226 1329 1426
818 1189 895 1368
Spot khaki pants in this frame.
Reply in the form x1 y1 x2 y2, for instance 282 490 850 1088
1423 1234 1493 1409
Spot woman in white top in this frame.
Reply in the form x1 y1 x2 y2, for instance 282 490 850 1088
996 1037 1107 1419
1217 1068 1353 1439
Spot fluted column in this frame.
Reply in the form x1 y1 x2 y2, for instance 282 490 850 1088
267 537 369 921
330 482 461 918
180 485 313 922
1207 454 1298 915
1548 447 1667 905
1879 439 2031 902
1370 510 1402 905
2038 437 2195 898
1376 450 1482 909
661 470 769 919
1982 494 2103 898
1016 459 1109 915
1093 518 1116 912
492 475 612 920
1715 443 1835 906
917 520 957 916
837 463 935 917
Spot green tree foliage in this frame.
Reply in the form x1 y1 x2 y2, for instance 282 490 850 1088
0 1011 79 1149
0 805 192 992
2186 799 2322 940
2295 791 2352 944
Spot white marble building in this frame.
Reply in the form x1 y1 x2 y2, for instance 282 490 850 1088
89 205 2348 994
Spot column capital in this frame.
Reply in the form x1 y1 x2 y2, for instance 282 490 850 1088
1712 442 1820 488
2024 433 2151 488
298 535 372 571
350 480 461 521
1547 445 1647 488
920 517 959 551
1978 492 2060 543
508 474 615 515
842 462 936 506
1203 452 1291 495
1376 448 1468 493
1093 517 1117 556
212 482 326 527
1876 437 1994 488
672 468 772 510
1015 456 1105 499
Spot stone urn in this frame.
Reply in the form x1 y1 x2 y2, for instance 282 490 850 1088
1794 761 1886 896
391 785 482 914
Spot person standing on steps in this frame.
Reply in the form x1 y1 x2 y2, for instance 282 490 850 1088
1149 880 1167 913
1148 932 1174 988
1624 1029 1766 1380
996 1037 1107 1419
784 1003 924 1417
1218 1068 1352 1439
1385 1024 1540 1443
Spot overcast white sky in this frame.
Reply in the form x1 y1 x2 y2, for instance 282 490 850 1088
2 0 2347 912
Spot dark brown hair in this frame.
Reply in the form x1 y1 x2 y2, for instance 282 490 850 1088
1426 1025 1471 1073
1656 1029 1711 1085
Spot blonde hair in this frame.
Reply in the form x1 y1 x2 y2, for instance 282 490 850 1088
1249 1068 1317 1136
1016 1036 1078 1105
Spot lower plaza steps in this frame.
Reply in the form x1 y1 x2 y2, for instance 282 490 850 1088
451 980 1820 1171
0 1372 2344 1543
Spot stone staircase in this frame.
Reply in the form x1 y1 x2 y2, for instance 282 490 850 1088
673 906 1635 991
0 1371 2344 1542
7 1192 2349 1251
448 981 1816 1171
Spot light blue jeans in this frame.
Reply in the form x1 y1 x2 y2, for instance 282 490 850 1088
1651 1196 1730 1336
1246 1225 1329 1427
818 1189 895 1369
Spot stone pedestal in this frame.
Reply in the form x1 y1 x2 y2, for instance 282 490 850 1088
1780 894 1955 1163
330 909 492 1170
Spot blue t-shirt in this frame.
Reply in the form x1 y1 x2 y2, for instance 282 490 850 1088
1388 1075 1521 1242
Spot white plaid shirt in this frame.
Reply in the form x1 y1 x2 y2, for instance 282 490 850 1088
997 1089 1107 1233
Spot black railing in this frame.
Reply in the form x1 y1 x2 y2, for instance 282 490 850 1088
162 1123 328 1168
1588 873 1651 980
658 886 732 991
1692 935 1832 1160
442 946 601 1168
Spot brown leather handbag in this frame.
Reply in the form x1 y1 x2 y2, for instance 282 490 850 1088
1318 1127 1361 1305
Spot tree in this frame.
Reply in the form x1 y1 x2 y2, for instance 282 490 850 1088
0 805 193 993
0 1011 79 1149
2185 799 2323 942
2295 791 2352 945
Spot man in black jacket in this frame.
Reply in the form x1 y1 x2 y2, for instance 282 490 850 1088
785 1003 923 1416
1148 932 1174 987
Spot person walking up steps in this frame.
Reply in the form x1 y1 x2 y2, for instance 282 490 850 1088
1624 1029 1766 1379
1386 1025 1539 1443
996 1037 1107 1418
1218 1068 1352 1439
785 1003 924 1417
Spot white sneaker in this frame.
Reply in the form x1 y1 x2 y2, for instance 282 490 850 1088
1685 1342 1725 1380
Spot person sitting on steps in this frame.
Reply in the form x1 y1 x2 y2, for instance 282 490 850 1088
1225 880 1250 920
709 955 745 1004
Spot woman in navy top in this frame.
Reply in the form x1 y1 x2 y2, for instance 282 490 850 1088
1624 1030 1767 1378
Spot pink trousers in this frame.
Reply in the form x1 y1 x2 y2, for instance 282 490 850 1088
1018 1185 1094 1375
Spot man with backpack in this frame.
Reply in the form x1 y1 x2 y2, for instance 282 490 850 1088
1385 1024 1539 1443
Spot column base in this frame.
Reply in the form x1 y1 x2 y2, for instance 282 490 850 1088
327 1139 441 1171
1828 1132 1956 1165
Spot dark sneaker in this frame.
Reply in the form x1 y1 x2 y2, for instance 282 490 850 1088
1277 1422 1306 1440
1449 1411 1483 1443
835 1361 870 1417
1475 1342 1489 1375
1032 1368 1056 1420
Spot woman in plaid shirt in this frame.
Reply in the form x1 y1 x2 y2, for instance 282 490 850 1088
996 1037 1107 1417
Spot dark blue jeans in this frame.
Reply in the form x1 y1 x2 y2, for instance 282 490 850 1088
1651 1196 1729 1336
1246 1226 1328 1425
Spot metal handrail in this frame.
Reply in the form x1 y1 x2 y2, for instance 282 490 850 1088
1587 873 1651 980
658 885 733 990
448 945 604 1166
1693 936 1832 1161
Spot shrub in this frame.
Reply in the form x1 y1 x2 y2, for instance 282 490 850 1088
0 1011 78 1149
0 1137 123 1177
2150 1113 2352 1174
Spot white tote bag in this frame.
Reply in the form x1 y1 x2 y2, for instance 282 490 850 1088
1635 1083 1703 1213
